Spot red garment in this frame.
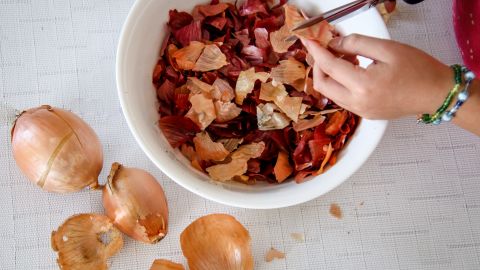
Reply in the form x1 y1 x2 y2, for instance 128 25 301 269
453 0 479 75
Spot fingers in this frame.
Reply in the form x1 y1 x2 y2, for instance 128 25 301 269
312 63 352 109
328 34 394 62
302 38 365 90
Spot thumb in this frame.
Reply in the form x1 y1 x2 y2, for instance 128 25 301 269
328 34 394 62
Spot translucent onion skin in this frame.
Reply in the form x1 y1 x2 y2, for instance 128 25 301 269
11 105 103 193
150 259 185 270
180 214 254 270
102 163 169 244
51 213 123 270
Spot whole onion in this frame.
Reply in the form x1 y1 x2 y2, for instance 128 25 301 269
102 163 169 244
11 105 103 193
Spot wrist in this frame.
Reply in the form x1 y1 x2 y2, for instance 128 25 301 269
417 64 457 115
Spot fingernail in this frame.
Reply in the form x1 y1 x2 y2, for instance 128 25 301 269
328 37 342 48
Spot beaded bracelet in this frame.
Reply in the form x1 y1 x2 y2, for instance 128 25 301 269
418 64 463 124
438 67 476 123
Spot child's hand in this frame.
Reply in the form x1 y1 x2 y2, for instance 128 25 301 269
302 34 452 119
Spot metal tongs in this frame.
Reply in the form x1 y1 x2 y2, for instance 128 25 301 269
291 0 396 31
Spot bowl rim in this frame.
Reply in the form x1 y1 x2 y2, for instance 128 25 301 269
116 0 390 209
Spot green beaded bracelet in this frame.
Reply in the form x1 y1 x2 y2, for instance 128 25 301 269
418 64 463 124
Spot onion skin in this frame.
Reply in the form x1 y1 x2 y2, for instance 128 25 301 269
102 163 169 244
180 214 254 270
11 105 103 193
150 259 185 270
51 213 123 270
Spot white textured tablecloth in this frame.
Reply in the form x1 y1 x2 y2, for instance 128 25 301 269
1 0 480 269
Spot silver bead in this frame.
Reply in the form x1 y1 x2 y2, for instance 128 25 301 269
465 71 476 81
433 119 442 125
458 91 469 102
442 113 453 122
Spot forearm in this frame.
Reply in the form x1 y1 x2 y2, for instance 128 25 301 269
453 79 480 136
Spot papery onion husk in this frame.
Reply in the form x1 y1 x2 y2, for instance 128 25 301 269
214 100 242 123
11 105 103 193
150 259 185 270
172 41 205 70
274 151 293 183
185 93 217 130
193 131 230 161
265 247 285 262
180 214 254 270
193 44 228 72
235 67 270 105
51 213 123 270
206 142 265 181
270 24 297 53
102 163 169 244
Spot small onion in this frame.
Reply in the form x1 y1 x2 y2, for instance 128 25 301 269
51 213 123 270
180 214 254 270
11 105 103 193
102 162 169 244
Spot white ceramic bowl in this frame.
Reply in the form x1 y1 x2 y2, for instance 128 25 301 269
116 0 389 209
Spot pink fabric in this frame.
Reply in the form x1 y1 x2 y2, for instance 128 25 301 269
453 0 479 75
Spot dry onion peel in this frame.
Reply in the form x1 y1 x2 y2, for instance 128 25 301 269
102 163 168 244
275 96 303 122
285 4 336 47
150 259 185 270
186 77 214 95
51 213 123 270
235 67 270 105
257 103 291 131
293 114 326 132
265 247 285 262
11 105 103 193
218 138 243 152
193 44 228 72
214 100 242 123
317 143 333 174
259 82 288 102
259 82 302 122
274 151 293 183
212 78 235 102
185 94 216 130
180 214 254 270
271 59 306 86
172 41 205 70
206 142 265 181
193 131 230 161
270 24 297 53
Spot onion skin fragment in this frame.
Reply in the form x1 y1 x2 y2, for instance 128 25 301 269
180 214 254 270
150 259 185 270
102 163 169 244
51 214 123 270
11 105 103 193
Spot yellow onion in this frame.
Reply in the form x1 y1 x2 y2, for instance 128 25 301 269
150 259 185 270
51 213 123 270
102 162 169 244
180 214 254 270
11 105 103 193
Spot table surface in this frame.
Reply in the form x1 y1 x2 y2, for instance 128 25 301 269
1 0 480 269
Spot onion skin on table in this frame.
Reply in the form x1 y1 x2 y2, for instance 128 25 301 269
180 213 254 270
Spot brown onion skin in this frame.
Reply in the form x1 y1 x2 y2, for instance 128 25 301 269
11 105 103 193
180 214 254 270
51 213 123 270
102 163 169 244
